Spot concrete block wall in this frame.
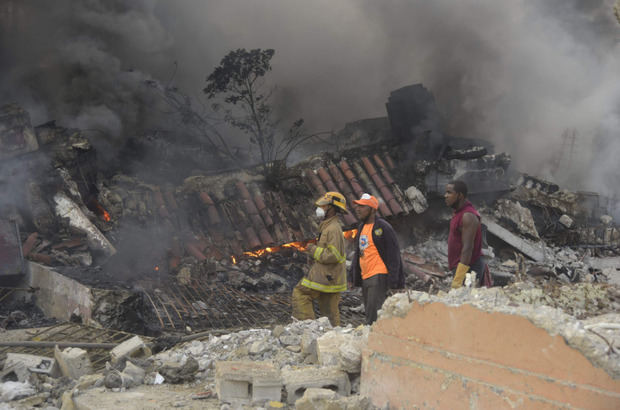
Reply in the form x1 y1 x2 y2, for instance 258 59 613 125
361 302 620 409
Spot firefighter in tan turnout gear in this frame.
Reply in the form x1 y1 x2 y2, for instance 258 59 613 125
292 192 348 326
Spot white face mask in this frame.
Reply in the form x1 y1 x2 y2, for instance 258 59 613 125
315 207 326 219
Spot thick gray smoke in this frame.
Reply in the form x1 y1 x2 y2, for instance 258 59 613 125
1 0 619 199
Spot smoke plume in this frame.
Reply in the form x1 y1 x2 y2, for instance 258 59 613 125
1 0 619 199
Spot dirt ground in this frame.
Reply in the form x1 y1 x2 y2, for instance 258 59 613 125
71 384 221 410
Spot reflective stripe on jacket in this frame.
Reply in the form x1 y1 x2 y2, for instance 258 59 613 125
302 215 347 293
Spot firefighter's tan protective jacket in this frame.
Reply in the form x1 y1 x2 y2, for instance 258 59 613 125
301 215 347 292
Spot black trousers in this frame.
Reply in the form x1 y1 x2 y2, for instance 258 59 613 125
362 274 388 325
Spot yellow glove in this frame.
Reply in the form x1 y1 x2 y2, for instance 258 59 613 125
451 263 469 289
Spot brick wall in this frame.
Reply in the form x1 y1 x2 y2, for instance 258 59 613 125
361 302 620 409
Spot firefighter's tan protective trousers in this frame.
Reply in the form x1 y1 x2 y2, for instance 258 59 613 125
291 280 341 326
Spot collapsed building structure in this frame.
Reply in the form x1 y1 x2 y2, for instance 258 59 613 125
1 84 620 408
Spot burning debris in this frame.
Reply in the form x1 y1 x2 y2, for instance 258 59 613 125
1 83 620 407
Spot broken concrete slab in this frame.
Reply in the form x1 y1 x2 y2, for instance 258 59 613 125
483 217 546 262
362 290 620 409
3 353 60 380
109 336 151 364
494 199 540 239
316 329 368 373
294 387 374 410
282 366 351 404
0 362 29 383
215 361 282 405
24 262 94 322
53 192 116 257
54 346 94 380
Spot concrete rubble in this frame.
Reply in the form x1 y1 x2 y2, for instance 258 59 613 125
1 84 620 409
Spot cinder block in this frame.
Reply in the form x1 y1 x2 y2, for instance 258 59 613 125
282 366 350 404
215 360 282 405
54 346 93 380
3 353 60 381
109 336 151 364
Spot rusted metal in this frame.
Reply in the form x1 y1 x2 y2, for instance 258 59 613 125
142 280 365 331
143 291 166 329
21 232 38 257
28 253 53 265
51 237 86 250
0 341 117 349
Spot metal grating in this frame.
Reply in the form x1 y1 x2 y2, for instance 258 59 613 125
144 280 365 331
0 323 143 371
0 287 20 304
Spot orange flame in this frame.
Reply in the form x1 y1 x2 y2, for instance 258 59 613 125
231 255 237 264
239 229 358 259
344 229 358 240
92 200 111 222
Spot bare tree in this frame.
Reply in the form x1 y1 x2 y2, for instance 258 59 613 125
204 48 327 183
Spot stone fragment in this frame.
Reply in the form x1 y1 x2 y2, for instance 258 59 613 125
54 346 93 380
0 381 37 402
249 340 270 355
295 388 375 410
215 360 282 405
279 334 301 347
110 336 152 364
300 330 318 360
159 357 199 384
494 199 540 239
404 186 428 214
272 325 285 338
317 329 367 373
122 361 146 387
559 214 574 228
282 366 350 404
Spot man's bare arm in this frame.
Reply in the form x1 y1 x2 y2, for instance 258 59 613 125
459 212 479 266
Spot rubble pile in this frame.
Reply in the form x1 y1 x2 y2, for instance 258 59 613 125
0 318 376 408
